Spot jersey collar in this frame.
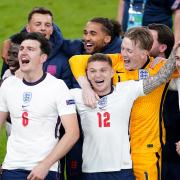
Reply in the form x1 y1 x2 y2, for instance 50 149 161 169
141 56 150 69
23 72 47 86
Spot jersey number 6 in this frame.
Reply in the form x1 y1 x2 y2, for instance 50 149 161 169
22 111 29 126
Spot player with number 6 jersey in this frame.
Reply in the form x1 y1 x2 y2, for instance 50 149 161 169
0 32 79 180
0 74 75 171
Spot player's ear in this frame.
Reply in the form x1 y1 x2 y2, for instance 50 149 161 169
104 35 111 45
26 25 30 33
40 54 48 63
111 68 114 78
159 44 167 53
141 49 149 59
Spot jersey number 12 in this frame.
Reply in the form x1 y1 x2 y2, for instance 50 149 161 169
97 112 110 127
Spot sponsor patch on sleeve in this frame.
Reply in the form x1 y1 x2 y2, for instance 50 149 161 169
66 99 75 105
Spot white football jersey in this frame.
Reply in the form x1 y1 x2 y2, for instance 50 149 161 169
71 80 144 173
0 73 76 172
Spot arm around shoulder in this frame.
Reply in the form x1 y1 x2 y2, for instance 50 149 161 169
78 76 99 108
69 55 91 79
143 46 177 94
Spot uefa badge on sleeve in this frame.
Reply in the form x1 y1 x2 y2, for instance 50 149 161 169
138 69 149 80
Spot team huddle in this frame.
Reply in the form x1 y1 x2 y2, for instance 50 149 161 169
0 2 180 180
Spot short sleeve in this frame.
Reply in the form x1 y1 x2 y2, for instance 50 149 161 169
0 81 9 112
56 80 76 116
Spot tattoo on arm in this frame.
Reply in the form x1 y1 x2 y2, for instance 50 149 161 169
143 50 176 94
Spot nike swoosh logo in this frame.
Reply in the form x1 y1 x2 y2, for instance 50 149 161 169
22 105 29 108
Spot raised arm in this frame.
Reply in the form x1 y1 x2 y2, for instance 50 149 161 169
69 54 121 81
69 55 100 107
69 55 91 79
143 46 177 94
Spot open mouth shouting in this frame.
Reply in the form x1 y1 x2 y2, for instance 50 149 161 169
84 41 94 53
123 58 131 70
20 56 30 65
94 80 104 86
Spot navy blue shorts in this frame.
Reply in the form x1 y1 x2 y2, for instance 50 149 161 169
1 169 60 180
82 169 135 180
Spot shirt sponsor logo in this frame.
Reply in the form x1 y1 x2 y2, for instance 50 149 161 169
139 69 149 80
66 99 75 105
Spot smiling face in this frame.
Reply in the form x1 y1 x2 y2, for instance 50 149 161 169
121 37 148 70
7 43 20 74
27 13 53 39
83 21 111 54
86 60 114 96
18 39 47 76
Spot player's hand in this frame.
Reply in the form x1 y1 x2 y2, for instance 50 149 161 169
27 162 49 180
176 141 180 156
82 86 99 108
77 76 100 108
